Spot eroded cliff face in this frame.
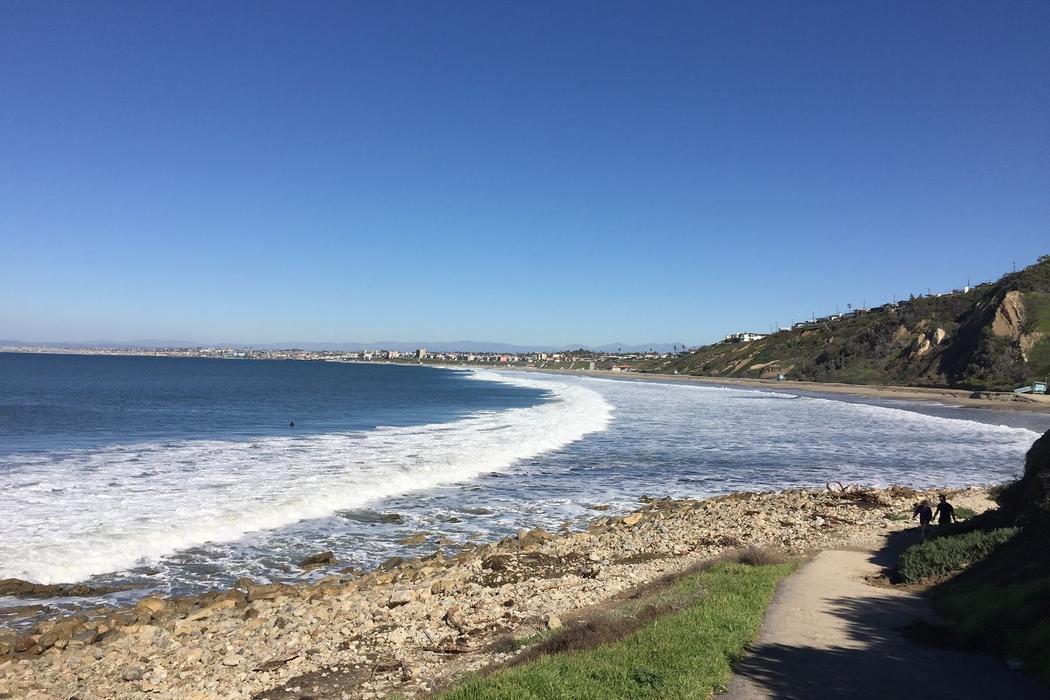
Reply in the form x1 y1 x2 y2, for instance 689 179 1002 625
992 291 1027 340
991 290 1050 362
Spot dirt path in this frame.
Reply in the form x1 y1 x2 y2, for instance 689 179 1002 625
724 548 1046 699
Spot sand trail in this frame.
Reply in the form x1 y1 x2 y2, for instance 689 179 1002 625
725 548 1045 699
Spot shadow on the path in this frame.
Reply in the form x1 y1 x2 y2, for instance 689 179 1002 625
868 527 917 574
729 549 1047 700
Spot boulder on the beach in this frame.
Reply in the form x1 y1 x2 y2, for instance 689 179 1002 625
72 628 101 645
298 551 336 569
13 636 36 653
518 528 555 542
0 578 132 598
35 619 82 650
377 556 405 571
243 582 297 602
136 597 168 616
400 533 428 546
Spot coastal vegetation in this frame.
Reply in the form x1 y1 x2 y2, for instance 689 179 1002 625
896 527 1018 584
635 255 1050 391
438 558 794 700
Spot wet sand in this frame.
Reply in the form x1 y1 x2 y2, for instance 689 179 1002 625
508 366 1050 413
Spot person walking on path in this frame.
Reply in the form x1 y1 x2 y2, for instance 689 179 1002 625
934 494 957 526
912 500 933 539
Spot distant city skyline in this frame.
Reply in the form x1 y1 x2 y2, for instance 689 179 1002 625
0 338 686 354
2 2 1047 346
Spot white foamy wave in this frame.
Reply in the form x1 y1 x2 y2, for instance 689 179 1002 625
0 372 612 584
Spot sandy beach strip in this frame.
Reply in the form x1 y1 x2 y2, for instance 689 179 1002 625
504 366 1050 413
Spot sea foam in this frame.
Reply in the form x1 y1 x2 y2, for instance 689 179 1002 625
0 371 612 584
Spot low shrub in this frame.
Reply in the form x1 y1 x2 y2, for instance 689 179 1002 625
897 528 1018 583
735 546 790 566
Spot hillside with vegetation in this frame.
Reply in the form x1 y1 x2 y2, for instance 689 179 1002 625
639 255 1050 391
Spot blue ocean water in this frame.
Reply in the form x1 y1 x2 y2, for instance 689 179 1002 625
0 353 1046 623
0 353 548 452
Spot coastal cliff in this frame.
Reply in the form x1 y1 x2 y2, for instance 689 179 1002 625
639 255 1050 391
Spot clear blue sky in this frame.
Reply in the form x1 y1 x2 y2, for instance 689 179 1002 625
2 1 1047 347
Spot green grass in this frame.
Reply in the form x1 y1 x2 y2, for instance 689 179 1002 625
1022 291 1050 333
897 527 1018 583
1027 336 1050 379
437 562 794 700
1022 291 1050 377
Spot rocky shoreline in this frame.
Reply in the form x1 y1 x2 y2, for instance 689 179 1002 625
0 485 994 700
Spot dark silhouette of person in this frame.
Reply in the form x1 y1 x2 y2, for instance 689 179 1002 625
913 500 933 538
934 494 957 525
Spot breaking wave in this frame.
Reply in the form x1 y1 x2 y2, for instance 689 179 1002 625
0 371 612 583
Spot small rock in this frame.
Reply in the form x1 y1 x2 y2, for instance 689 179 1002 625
400 533 428 546
122 665 144 681
222 654 242 667
387 590 413 608
546 614 562 630
72 628 101 645
578 564 602 579
622 513 644 527
431 579 455 595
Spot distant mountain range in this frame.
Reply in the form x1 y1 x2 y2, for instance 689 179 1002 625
0 339 686 354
